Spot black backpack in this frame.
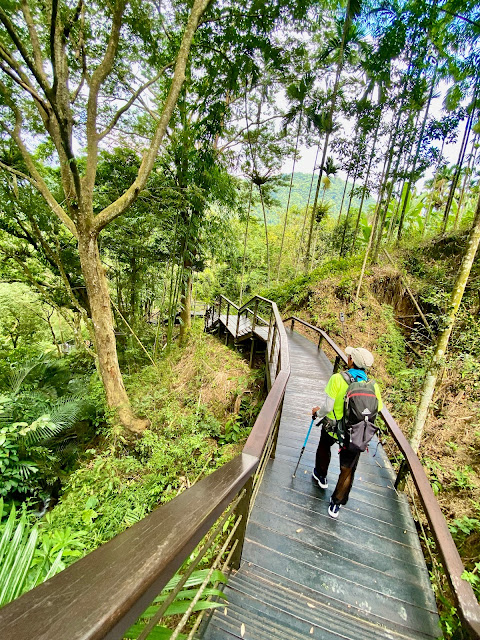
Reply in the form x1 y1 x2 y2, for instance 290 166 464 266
335 372 379 452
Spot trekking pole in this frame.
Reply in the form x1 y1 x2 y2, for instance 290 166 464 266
292 417 315 478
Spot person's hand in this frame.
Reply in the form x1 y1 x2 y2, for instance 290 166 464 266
312 406 320 418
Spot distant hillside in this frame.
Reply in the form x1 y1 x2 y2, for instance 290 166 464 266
253 172 374 224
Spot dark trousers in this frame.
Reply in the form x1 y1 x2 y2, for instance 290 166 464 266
315 426 361 506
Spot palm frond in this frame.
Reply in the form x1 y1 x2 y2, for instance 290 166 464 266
7 359 49 396
49 396 85 429
18 416 65 446
0 501 64 606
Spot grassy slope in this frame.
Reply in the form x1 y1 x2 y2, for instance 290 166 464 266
42 321 263 557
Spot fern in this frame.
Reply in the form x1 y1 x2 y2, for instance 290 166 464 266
7 359 49 396
0 499 69 607
124 569 227 639
49 396 84 429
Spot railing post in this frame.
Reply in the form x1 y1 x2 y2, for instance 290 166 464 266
230 477 254 570
252 299 258 332
269 325 277 364
226 301 230 330
269 401 283 460
249 338 255 368
291 318 295 331
318 335 323 350
217 298 222 336
267 308 274 343
236 310 241 337
394 459 409 491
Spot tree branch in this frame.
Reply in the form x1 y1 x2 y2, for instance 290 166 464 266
93 0 214 234
98 66 172 140
20 0 49 86
50 0 59 93
0 129 77 239
83 0 127 206
0 58 50 113
0 247 84 335
0 8 50 95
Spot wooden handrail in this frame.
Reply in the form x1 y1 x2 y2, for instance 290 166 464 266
286 315 480 639
0 455 258 640
0 296 290 640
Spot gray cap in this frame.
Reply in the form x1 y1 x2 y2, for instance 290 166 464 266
345 346 374 369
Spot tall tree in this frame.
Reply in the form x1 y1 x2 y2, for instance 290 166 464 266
276 73 314 281
303 0 363 271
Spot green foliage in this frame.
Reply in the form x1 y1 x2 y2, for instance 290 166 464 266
41 326 261 556
0 392 86 498
0 498 80 607
0 354 99 499
255 174 373 225
423 458 444 496
376 306 406 374
451 466 476 491
0 285 48 352
262 256 361 311
125 568 227 640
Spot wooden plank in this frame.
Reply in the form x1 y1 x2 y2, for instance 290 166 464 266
220 567 434 640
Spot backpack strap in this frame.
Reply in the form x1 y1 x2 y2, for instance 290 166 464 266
341 371 354 384
342 371 368 384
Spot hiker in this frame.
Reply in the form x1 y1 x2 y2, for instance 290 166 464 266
311 346 383 519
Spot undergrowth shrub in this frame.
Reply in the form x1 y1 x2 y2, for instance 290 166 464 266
42 321 263 560
376 306 406 377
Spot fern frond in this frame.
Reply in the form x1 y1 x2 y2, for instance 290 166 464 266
49 396 84 429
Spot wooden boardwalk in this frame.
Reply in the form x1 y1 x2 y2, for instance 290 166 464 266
217 314 269 341
202 328 441 640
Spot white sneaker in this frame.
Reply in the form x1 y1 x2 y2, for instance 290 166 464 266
312 469 328 489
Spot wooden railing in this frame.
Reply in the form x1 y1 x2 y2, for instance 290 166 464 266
207 295 286 384
0 296 290 640
287 315 480 640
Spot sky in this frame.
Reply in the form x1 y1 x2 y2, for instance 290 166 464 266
281 84 470 187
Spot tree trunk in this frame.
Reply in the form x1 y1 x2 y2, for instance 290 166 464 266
294 142 321 277
77 231 149 433
303 0 354 271
454 134 478 229
441 89 477 234
258 185 270 286
354 122 396 302
339 152 361 256
352 112 382 253
179 267 193 343
410 191 480 453
396 64 437 243
337 167 351 223
373 111 413 260
304 164 323 271
277 112 302 282
240 181 253 304
422 138 446 237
